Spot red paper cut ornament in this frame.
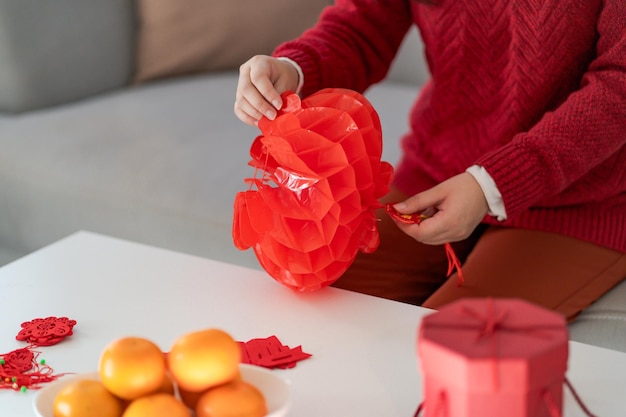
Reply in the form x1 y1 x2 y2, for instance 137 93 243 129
2 347 35 375
233 88 394 291
238 335 312 369
16 316 77 346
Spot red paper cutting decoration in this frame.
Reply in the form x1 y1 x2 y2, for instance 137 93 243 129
16 316 77 346
233 89 394 291
238 335 312 369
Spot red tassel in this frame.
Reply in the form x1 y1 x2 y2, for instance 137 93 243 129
0 347 66 391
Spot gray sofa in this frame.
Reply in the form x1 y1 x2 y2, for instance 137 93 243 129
0 1 624 353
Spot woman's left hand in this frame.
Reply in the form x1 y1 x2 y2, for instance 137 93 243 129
391 173 489 245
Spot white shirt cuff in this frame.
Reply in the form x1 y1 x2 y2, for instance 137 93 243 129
276 57 304 95
466 165 507 221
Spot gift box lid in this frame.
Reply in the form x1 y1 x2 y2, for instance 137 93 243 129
418 298 569 391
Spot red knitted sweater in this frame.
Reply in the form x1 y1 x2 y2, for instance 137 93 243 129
274 0 626 252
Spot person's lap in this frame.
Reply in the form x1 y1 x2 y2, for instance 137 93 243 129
333 188 626 321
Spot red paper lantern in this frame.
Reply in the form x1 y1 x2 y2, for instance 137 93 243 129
233 88 393 291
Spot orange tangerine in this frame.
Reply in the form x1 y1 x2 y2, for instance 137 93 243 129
155 372 176 395
98 336 166 400
178 385 207 410
195 379 267 417
167 328 241 392
53 378 123 417
122 393 191 417
178 371 242 410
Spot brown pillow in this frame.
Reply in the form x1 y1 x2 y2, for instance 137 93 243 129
133 0 331 83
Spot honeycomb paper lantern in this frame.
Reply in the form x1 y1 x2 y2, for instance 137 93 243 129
233 88 393 291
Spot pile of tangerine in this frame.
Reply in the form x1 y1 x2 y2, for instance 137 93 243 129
53 328 267 417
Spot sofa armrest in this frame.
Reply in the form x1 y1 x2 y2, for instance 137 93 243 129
0 0 135 113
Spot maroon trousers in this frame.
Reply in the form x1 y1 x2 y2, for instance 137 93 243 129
333 188 626 321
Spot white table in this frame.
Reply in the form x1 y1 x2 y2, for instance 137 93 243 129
1 231 625 416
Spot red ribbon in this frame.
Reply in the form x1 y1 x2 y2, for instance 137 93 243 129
414 391 449 417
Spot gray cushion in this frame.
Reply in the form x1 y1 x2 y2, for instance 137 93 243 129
0 73 257 267
0 0 135 113
569 279 626 352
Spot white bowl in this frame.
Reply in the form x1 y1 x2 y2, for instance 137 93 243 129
33 364 291 417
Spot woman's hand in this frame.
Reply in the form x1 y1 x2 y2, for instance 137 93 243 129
234 55 300 126
391 173 489 245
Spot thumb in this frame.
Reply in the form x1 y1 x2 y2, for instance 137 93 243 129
393 188 441 216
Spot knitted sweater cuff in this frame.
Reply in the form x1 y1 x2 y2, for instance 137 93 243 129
272 46 323 98
476 143 546 218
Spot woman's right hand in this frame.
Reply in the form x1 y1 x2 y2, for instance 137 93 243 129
234 55 300 126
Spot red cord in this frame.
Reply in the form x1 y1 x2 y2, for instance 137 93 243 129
542 389 563 417
444 242 464 286
565 378 598 417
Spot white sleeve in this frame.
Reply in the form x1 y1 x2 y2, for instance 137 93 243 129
466 165 508 221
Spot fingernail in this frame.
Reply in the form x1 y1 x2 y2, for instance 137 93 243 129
272 99 282 109
265 109 276 120
394 202 406 210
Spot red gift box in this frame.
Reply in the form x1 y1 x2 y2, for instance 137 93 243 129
417 298 569 417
